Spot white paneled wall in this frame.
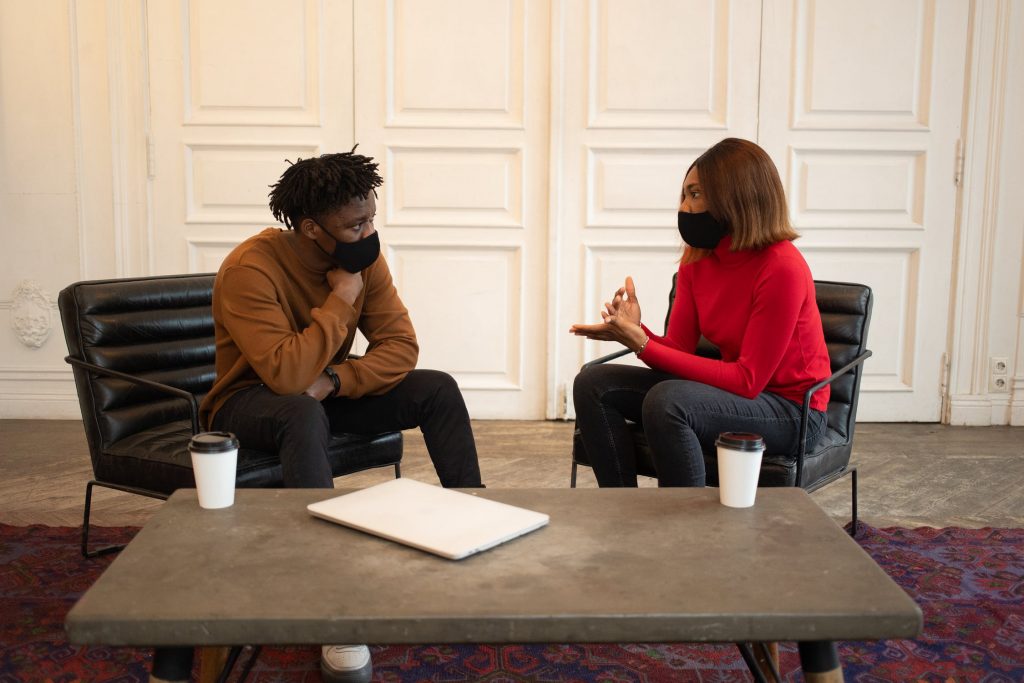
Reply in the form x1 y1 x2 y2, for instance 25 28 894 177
550 0 761 417
353 0 550 419
758 0 969 421
147 0 351 276
0 0 1022 424
0 0 80 418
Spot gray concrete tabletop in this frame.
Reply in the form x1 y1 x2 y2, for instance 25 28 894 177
65 487 921 646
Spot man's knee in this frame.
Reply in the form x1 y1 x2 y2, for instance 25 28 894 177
404 369 466 414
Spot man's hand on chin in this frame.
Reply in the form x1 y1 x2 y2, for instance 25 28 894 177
327 268 363 305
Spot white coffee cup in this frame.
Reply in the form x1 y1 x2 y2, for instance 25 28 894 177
188 431 239 509
715 432 765 508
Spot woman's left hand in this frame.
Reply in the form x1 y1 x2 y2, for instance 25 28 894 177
569 276 649 353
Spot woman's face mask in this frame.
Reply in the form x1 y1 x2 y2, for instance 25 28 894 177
677 165 727 249
677 211 728 249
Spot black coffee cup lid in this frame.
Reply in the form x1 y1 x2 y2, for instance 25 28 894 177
189 431 239 453
715 432 764 451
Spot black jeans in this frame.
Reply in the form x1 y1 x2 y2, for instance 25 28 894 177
573 363 827 487
212 369 482 488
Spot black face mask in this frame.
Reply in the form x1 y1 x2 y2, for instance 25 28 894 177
677 211 728 249
316 227 381 273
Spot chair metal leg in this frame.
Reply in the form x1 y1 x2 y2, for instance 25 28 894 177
82 481 124 558
849 465 858 538
234 646 261 683
735 642 770 683
394 462 402 478
570 462 578 488
81 480 167 559
755 642 782 682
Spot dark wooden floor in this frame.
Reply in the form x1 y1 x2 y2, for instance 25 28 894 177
2 420 1022 528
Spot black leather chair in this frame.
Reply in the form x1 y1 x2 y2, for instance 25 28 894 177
571 277 872 536
59 273 403 557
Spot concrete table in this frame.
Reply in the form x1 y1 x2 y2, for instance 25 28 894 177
66 488 921 681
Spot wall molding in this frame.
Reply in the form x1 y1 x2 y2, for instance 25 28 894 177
946 0 1015 424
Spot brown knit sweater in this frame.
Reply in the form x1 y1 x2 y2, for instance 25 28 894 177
199 228 418 428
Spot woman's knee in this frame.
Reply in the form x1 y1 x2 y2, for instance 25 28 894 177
572 363 622 406
641 380 704 429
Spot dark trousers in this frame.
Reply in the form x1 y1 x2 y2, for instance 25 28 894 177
573 363 827 487
212 369 482 488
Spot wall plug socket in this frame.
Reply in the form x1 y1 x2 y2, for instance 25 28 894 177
989 356 1009 393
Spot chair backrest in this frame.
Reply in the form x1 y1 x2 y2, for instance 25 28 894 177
814 280 872 442
58 275 217 459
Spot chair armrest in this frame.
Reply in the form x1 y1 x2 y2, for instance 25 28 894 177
64 356 201 434
581 348 632 369
794 349 872 486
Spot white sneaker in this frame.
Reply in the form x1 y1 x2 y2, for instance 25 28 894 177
321 644 372 683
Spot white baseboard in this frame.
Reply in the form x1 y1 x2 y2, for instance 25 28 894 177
0 366 81 419
947 394 1013 425
0 397 82 419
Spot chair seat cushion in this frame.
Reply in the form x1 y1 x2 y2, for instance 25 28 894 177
99 419 403 495
573 423 851 490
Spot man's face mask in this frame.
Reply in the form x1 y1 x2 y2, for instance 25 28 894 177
315 225 381 273
677 211 728 250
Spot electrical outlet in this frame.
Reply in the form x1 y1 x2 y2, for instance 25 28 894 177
989 356 1009 393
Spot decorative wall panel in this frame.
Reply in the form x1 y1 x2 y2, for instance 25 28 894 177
387 147 522 227
185 143 318 224
387 0 524 128
587 147 703 227
589 0 727 128
186 0 319 125
802 245 919 392
186 238 245 273
789 148 926 229
387 244 522 389
793 0 934 129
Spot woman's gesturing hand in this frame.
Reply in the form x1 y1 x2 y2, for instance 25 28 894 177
605 276 642 326
569 276 649 353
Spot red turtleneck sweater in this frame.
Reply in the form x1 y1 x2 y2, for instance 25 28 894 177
639 236 831 411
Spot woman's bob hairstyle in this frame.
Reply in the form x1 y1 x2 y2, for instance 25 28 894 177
681 138 798 264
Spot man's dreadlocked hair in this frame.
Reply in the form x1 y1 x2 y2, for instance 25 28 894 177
268 148 383 229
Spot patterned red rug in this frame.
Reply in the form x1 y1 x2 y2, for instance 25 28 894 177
1 523 1021 682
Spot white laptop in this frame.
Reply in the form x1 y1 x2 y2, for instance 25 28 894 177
307 478 549 560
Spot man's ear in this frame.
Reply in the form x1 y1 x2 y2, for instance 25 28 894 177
298 217 318 239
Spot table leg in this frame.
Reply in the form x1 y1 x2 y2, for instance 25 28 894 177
798 641 844 682
149 646 193 682
198 647 231 683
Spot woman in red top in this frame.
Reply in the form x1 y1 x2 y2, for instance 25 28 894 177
571 138 831 487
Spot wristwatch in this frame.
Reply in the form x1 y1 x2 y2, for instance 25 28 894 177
323 366 341 396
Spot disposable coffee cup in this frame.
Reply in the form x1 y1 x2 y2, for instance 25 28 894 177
715 432 765 508
188 431 239 509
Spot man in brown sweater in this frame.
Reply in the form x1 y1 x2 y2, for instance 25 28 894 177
199 150 483 683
